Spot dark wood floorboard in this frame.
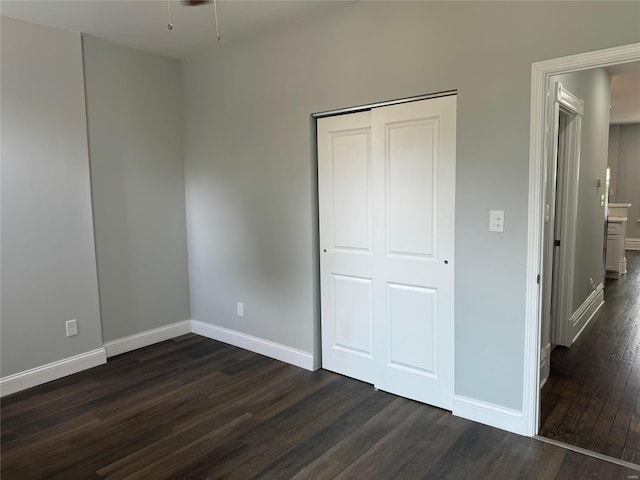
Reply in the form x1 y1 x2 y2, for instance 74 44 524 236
540 250 640 465
3 335 640 479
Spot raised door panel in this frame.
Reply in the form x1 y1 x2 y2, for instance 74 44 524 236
387 119 437 258
333 274 373 357
606 237 616 270
331 131 371 252
386 282 438 376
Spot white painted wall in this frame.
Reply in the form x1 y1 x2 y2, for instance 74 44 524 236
551 69 611 313
183 1 640 411
613 124 640 239
1 18 191 384
82 35 191 342
1 16 103 376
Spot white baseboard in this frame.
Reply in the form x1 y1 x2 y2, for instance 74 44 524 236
570 284 604 344
0 348 107 397
452 395 524 435
103 320 191 358
626 238 640 251
1 319 314 396
191 320 314 371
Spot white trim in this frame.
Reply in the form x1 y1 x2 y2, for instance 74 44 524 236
0 319 316 397
191 320 315 371
556 82 584 115
523 53 547 439
103 320 191 358
452 395 524 435
547 81 583 348
524 42 640 437
626 238 640 251
0 348 106 397
570 284 604 344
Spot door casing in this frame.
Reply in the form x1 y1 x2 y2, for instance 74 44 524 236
545 82 583 349
523 42 640 437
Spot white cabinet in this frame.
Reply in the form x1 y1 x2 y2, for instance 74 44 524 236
606 203 631 279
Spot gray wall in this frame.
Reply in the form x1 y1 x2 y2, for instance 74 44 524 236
183 1 640 411
614 124 640 239
552 69 611 312
82 35 191 342
608 125 621 203
1 17 103 376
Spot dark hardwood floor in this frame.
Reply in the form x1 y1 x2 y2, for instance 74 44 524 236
3 335 640 479
540 249 640 465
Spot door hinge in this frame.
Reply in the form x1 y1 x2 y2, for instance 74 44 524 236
537 274 541 285
554 239 561 247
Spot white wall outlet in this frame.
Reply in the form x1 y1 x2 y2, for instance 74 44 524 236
237 302 244 317
66 319 78 337
489 210 505 232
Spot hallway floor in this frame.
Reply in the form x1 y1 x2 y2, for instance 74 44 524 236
540 250 640 464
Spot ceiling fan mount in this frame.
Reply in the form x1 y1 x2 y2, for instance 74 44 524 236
167 0 220 41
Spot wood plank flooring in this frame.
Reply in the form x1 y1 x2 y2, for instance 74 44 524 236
540 250 640 465
3 335 640 479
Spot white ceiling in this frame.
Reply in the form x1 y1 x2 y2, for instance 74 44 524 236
0 0 346 60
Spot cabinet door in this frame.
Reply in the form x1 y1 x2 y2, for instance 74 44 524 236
606 237 617 271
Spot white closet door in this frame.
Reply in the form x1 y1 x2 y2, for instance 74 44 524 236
318 111 376 383
371 96 456 410
318 96 456 410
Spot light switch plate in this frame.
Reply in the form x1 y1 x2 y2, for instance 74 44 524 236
66 319 78 337
489 210 505 232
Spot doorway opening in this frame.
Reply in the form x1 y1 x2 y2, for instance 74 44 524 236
550 110 571 342
524 43 640 429
539 74 640 464
542 82 584 359
524 44 640 468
